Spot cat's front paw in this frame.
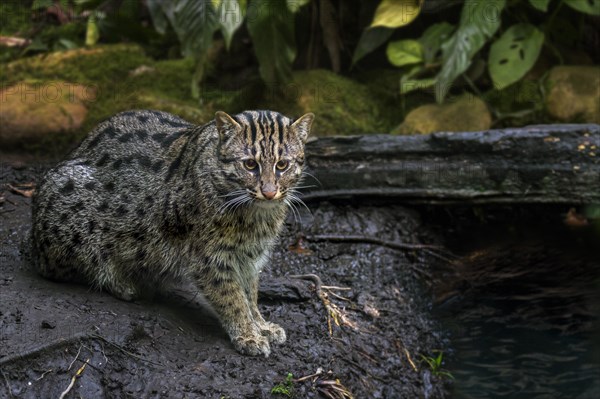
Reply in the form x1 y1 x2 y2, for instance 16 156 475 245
232 333 271 357
260 322 286 345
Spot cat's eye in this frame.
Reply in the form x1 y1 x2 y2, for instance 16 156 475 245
243 159 258 171
276 160 289 171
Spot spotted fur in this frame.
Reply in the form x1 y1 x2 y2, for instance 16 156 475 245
31 109 314 357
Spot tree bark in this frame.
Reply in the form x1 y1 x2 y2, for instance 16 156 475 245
302 124 600 204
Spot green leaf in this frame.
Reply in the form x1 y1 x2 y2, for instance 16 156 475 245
247 0 296 83
212 0 222 8
400 77 435 94
85 14 100 46
400 65 435 94
352 27 394 65
435 0 506 102
370 0 423 28
419 22 455 64
564 0 600 15
217 0 245 50
287 0 310 13
159 0 220 58
489 23 544 90
528 0 550 12
386 39 423 67
57 38 79 50
147 0 169 34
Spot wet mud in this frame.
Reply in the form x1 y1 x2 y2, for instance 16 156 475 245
0 163 448 398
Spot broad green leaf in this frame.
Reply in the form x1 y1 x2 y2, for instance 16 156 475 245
212 0 222 8
419 22 454 64
287 0 311 13
400 77 436 94
386 39 423 67
528 0 550 12
435 0 506 102
147 0 169 34
85 14 100 46
218 0 245 49
247 0 296 83
370 0 423 28
399 65 435 94
160 0 220 58
57 38 79 50
489 23 544 90
564 0 600 15
352 27 394 65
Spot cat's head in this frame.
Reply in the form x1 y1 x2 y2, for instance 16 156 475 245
214 110 314 207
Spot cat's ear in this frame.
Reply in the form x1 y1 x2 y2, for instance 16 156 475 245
291 113 314 143
215 111 242 142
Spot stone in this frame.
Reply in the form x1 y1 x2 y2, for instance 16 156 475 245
394 94 492 134
545 66 600 124
239 69 398 136
0 81 95 149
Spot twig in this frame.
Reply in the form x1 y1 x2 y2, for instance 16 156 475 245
305 234 442 251
321 285 351 291
90 334 164 368
58 358 89 399
294 368 323 383
67 345 82 371
0 332 163 369
35 369 53 381
290 274 359 335
1 369 12 399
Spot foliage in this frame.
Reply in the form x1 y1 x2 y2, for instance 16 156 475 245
271 373 294 397
421 351 454 380
370 0 423 29
357 0 599 102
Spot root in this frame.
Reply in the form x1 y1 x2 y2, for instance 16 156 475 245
289 274 358 336
0 332 164 369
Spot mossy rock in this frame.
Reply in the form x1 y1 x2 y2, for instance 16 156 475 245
394 94 492 134
545 66 600 124
0 80 93 152
233 69 399 136
1 44 224 154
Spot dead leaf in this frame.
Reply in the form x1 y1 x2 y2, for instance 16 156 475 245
564 208 588 228
288 236 313 255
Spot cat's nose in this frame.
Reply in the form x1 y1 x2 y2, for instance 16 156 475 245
261 183 277 200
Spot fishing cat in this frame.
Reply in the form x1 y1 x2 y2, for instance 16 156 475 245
31 109 314 357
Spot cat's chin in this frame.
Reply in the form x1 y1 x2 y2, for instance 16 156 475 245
253 199 284 209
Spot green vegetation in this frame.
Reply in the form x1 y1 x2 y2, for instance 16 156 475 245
271 372 295 397
370 0 599 102
421 351 454 380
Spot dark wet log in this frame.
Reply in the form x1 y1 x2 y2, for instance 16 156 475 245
302 124 600 204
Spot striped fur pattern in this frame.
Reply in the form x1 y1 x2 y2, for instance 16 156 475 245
31 109 314 357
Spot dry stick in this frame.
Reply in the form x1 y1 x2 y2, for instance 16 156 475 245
67 345 82 371
34 369 53 381
305 234 442 251
58 358 89 399
304 234 456 276
289 274 358 335
89 334 164 368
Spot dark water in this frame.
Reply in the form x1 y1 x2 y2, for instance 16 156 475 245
432 210 600 399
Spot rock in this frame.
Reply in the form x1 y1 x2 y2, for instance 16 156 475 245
239 69 398 136
0 81 94 149
394 94 492 134
545 66 600 124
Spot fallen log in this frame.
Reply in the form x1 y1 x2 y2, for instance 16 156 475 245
302 124 600 204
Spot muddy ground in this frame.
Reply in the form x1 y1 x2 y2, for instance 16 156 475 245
0 162 448 398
